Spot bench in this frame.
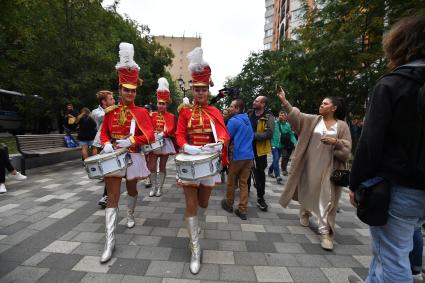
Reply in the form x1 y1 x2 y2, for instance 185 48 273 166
15 134 80 174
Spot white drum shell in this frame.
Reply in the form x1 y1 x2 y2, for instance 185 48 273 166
84 149 132 179
142 138 164 153
175 153 221 180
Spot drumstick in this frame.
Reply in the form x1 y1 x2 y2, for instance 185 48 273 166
130 119 136 135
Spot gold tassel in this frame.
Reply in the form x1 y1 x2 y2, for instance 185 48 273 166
118 106 128 126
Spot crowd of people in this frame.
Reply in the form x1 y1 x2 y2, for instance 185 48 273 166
1 16 424 282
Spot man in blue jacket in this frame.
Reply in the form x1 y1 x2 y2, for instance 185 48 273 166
221 99 254 220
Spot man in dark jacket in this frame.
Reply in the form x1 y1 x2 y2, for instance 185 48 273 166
349 16 425 283
221 99 254 220
247 96 275 211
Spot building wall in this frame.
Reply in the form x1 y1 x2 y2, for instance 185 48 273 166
275 0 315 46
264 0 275 50
154 36 201 93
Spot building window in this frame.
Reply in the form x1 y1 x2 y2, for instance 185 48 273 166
292 7 305 23
265 29 272 37
169 43 172 47
264 43 272 50
265 16 273 25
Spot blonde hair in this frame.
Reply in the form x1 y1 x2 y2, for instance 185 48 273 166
96 90 113 104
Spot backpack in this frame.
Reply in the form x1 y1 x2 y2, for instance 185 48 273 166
64 134 78 148
279 123 294 150
389 62 425 175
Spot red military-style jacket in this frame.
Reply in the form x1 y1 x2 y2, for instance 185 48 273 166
176 103 230 165
100 102 155 153
151 111 176 137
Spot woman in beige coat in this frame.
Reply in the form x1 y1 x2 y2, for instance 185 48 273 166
277 87 351 251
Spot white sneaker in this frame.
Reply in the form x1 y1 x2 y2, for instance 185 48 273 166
8 172 27 181
413 272 423 282
0 184 6 193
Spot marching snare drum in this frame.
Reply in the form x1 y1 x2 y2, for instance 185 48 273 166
141 137 164 153
84 148 132 179
175 152 221 181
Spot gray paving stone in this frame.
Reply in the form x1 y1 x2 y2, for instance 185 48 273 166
295 255 333 268
182 263 220 281
72 232 104 243
151 227 179 237
113 244 140 259
288 267 329 282
108 258 150 276
324 255 363 268
265 253 299 267
121 275 162 283
246 240 277 253
144 218 170 227
158 236 190 249
220 265 256 282
38 253 83 270
72 243 103 256
168 248 191 262
218 240 247 252
204 229 231 240
234 252 268 266
136 246 172 260
130 235 161 246
0 266 49 283
254 266 293 282
80 272 124 282
145 260 185 278
21 252 51 267
37 269 86 283
230 231 258 241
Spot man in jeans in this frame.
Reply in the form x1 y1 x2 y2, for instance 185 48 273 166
348 16 425 283
247 96 274 211
268 111 297 183
221 99 254 220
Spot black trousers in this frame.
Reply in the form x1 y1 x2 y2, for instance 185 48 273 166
281 147 293 172
0 148 14 183
247 155 267 200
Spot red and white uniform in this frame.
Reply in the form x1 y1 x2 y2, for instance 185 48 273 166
151 111 176 155
176 103 230 187
100 102 155 179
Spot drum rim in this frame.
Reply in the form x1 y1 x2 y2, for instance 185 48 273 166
178 172 219 181
175 152 221 164
84 148 128 163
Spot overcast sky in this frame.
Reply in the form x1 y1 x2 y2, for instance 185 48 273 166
102 0 265 95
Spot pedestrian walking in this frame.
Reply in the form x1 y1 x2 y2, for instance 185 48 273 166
277 88 352 251
0 145 27 193
76 108 97 160
348 16 425 283
221 98 254 220
247 96 275 212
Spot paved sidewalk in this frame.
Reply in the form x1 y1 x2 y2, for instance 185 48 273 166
0 157 374 282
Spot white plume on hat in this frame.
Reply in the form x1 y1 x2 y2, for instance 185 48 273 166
115 42 140 70
157 77 169 91
187 47 208 74
182 97 190 105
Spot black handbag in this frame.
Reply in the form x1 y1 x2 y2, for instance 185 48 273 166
355 177 391 226
330 169 350 187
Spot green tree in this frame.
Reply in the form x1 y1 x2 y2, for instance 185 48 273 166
226 0 425 117
0 0 174 133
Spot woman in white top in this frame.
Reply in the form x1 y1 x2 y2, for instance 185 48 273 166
277 87 352 251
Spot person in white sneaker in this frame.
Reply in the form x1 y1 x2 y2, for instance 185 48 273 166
1 146 27 193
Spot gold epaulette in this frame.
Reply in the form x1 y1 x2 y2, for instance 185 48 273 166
104 105 118 114
177 103 193 113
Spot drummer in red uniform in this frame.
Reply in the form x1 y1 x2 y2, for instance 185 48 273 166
147 77 177 197
99 42 155 263
176 47 230 274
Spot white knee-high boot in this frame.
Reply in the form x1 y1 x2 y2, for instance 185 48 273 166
149 173 157 197
100 208 118 263
126 195 137 228
155 172 166 197
186 216 201 274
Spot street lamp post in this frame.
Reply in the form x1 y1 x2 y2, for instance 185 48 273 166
177 78 192 97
